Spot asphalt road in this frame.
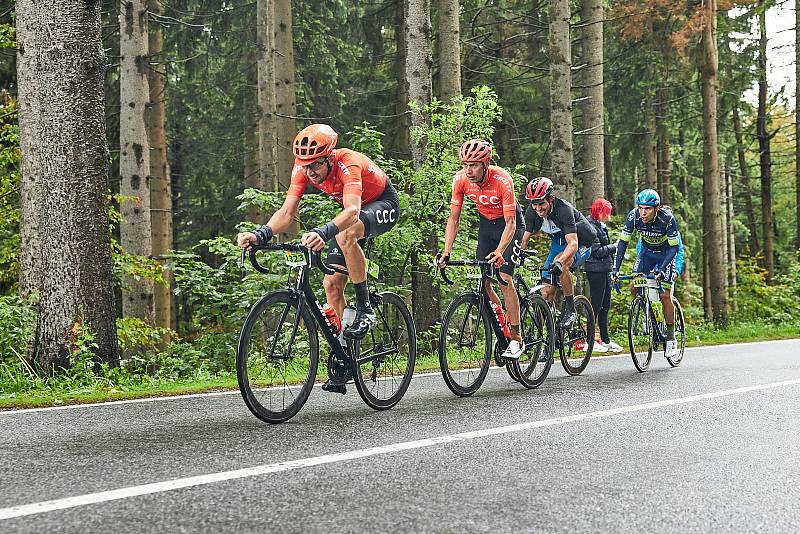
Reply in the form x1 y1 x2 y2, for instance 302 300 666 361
2 339 800 533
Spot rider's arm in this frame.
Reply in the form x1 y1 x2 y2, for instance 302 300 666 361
495 213 517 256
264 194 301 235
555 232 578 264
657 213 680 271
442 205 462 257
520 230 532 250
613 209 637 272
521 205 541 249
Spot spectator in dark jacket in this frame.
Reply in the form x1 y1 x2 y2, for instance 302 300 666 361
585 198 622 352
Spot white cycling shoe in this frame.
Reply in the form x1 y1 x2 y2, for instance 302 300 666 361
665 339 678 358
502 339 525 360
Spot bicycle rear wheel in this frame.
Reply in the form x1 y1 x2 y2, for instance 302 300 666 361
666 298 686 367
438 293 492 397
559 295 594 375
627 296 652 372
513 294 555 388
352 291 417 410
237 290 319 423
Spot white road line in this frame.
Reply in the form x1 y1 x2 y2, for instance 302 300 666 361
2 376 799 521
1 337 797 415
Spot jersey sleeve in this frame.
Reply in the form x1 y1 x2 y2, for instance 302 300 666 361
287 165 308 198
524 204 542 234
450 174 465 210
556 201 577 236
619 209 637 242
665 213 679 246
496 170 518 217
337 152 364 199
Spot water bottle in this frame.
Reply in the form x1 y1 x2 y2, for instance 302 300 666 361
341 305 357 330
320 303 341 334
493 303 511 339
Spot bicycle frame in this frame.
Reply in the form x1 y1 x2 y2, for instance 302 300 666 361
617 273 667 346
437 258 510 349
245 243 397 370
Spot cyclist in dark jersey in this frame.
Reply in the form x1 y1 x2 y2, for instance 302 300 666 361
612 188 680 358
521 177 598 328
237 124 400 377
437 139 526 360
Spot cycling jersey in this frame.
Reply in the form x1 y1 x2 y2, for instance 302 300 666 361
614 207 679 273
637 232 684 275
523 198 597 247
476 205 524 275
450 166 518 220
288 148 388 204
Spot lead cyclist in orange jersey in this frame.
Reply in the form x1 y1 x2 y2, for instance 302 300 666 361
237 124 400 347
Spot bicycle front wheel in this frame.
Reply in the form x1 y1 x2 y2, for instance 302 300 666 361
666 298 686 367
627 296 652 372
236 290 319 424
513 294 555 389
438 293 492 397
352 291 417 410
559 295 594 375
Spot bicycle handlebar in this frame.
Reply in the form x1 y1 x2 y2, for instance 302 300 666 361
612 273 664 295
435 255 508 287
241 242 350 277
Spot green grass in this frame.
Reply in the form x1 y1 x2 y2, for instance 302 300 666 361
1 321 797 410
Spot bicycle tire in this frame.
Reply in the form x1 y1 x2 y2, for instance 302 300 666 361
438 293 492 397
627 296 652 372
351 291 417 410
559 295 594 375
666 297 686 367
513 293 555 388
237 290 319 424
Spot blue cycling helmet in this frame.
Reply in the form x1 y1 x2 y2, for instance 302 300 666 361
636 189 660 207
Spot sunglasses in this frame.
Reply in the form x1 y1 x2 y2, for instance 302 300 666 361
303 159 327 172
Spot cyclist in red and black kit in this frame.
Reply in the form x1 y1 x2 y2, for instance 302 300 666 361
437 139 526 360
237 124 400 364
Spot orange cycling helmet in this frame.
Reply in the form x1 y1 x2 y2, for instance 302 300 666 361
293 124 338 165
458 139 492 163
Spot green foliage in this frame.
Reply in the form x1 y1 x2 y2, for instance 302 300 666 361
0 90 19 292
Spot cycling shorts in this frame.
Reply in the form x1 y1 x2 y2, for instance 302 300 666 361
475 207 524 276
541 235 593 283
633 248 677 284
326 182 400 267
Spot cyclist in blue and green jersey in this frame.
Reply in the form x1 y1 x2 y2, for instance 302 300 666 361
612 189 680 358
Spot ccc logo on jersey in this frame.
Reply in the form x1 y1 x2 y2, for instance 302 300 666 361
376 209 397 224
466 193 501 206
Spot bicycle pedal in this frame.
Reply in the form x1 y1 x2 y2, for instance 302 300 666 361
322 381 348 395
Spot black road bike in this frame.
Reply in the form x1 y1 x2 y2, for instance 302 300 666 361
236 242 416 423
522 251 595 376
436 256 555 396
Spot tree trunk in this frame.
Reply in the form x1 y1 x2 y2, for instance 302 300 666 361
120 0 154 322
274 0 296 192
404 0 439 339
603 137 614 208
147 0 173 333
549 0 574 201
732 103 760 255
394 0 411 160
17 0 118 368
257 0 278 195
579 0 604 209
435 0 461 104
678 128 688 201
703 246 712 321
655 87 671 205
796 0 800 250
699 0 728 325
757 2 774 282
244 36 263 224
643 109 657 189
725 161 738 312
404 0 433 168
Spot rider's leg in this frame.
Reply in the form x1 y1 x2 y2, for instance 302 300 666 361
498 272 522 343
323 273 348 317
484 281 503 308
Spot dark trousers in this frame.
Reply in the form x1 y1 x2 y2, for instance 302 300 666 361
586 271 611 343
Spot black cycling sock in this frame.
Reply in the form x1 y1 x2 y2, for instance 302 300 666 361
354 281 370 310
666 323 675 338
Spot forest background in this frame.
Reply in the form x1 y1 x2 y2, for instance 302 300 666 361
1 0 799 404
